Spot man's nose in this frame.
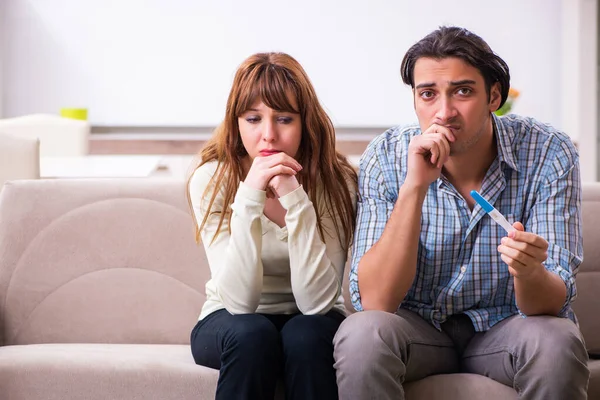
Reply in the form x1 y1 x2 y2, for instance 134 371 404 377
435 97 458 122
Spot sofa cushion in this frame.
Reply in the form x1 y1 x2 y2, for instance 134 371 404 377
572 183 600 353
404 373 517 399
0 179 208 346
0 343 217 400
589 360 600 400
0 344 521 400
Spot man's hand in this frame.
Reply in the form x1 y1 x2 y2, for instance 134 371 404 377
405 124 455 189
497 222 549 281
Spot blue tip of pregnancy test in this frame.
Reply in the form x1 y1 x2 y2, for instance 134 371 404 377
470 190 494 213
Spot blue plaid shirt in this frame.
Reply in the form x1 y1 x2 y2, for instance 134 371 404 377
349 114 583 332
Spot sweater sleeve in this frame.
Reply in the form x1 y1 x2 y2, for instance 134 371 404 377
279 184 354 315
188 165 266 314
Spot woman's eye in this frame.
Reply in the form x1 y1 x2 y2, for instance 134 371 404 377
246 116 260 123
277 117 292 124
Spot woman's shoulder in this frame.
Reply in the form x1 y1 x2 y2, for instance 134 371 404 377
315 166 358 215
188 160 221 198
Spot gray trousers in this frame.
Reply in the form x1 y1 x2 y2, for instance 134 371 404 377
333 309 589 400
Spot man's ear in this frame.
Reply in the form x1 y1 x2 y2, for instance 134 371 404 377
489 82 502 112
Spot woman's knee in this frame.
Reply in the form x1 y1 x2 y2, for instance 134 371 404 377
222 313 281 351
280 313 343 360
191 312 281 368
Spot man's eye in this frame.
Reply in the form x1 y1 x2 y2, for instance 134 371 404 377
420 91 434 99
457 87 472 95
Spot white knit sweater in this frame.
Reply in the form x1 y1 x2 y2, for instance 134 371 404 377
189 161 353 319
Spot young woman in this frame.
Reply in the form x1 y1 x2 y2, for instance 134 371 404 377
187 52 357 400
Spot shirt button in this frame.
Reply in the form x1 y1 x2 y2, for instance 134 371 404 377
460 266 467 273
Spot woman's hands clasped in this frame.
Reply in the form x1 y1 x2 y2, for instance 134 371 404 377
244 153 302 198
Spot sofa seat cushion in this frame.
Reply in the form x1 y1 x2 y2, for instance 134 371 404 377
0 345 593 399
0 343 219 400
404 373 517 400
0 344 593 400
589 359 600 400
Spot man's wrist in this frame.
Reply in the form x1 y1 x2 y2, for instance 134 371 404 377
401 178 430 196
514 263 547 283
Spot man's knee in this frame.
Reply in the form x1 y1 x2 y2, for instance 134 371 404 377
521 316 587 360
523 316 585 353
510 316 590 398
334 310 411 364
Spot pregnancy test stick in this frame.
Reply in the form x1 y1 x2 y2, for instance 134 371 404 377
470 190 516 233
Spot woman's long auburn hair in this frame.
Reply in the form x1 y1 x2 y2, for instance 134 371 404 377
188 52 357 250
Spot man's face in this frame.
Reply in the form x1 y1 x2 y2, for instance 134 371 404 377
413 57 501 156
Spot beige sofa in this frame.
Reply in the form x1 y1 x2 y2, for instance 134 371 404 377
0 178 597 399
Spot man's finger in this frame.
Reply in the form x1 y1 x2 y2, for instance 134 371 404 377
499 242 547 265
500 253 527 270
431 136 449 167
500 237 548 261
425 124 456 142
507 228 548 250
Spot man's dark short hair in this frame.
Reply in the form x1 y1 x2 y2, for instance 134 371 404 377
400 26 511 108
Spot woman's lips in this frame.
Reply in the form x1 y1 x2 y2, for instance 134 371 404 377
259 150 281 156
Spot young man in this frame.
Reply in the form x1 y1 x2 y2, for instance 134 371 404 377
334 26 589 399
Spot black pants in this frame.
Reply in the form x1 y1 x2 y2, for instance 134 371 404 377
190 308 345 400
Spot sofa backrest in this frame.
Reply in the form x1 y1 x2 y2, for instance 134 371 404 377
0 179 207 346
572 182 600 353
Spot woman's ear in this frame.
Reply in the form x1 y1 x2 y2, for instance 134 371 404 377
489 82 502 112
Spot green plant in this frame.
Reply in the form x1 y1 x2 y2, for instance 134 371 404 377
495 88 520 116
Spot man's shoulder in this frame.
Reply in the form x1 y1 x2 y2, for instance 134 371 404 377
497 114 579 179
499 114 575 150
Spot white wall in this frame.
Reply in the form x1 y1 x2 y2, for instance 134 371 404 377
3 0 567 131
562 0 598 182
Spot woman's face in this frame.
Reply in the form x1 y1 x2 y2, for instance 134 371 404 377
238 98 302 161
